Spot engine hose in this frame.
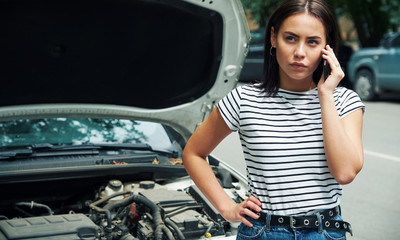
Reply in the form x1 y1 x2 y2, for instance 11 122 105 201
154 225 174 240
161 225 175 240
120 233 139 240
155 225 163 240
14 201 53 216
103 194 162 224
89 203 112 229
92 191 132 208
197 216 214 237
89 191 131 233
165 218 185 240
103 194 174 240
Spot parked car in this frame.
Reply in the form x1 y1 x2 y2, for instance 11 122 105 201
240 28 354 89
0 0 250 239
347 31 400 100
238 28 265 83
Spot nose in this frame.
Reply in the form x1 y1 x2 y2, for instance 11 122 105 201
294 43 306 59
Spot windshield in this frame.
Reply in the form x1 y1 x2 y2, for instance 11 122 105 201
0 118 183 154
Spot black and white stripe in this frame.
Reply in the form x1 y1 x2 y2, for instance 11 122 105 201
217 84 365 216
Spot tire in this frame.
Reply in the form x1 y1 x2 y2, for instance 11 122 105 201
354 69 377 101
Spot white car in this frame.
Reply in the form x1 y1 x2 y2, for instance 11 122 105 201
0 0 250 239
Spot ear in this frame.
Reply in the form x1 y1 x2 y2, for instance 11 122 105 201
270 27 277 48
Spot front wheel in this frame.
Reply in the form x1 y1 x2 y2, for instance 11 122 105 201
354 69 377 101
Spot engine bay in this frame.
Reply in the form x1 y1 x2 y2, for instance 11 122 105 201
0 166 246 240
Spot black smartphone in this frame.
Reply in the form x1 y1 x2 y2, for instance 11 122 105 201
323 59 330 81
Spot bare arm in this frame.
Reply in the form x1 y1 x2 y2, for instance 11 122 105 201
319 95 364 184
319 45 364 184
182 107 261 227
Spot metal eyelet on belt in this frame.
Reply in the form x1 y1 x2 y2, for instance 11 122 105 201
321 215 325 220
304 219 310 226
315 221 319 226
325 221 330 227
329 211 334 217
335 222 340 228
343 223 347 229
278 217 284 223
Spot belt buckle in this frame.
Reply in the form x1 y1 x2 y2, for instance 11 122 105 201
289 216 298 229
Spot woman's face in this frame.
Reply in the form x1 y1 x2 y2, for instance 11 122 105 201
271 13 326 91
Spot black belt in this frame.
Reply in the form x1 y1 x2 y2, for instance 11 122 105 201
257 206 352 236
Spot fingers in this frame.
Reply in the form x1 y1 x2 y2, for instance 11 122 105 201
237 206 258 227
246 195 262 212
240 214 255 227
321 45 345 81
322 45 339 67
238 196 263 227
220 196 263 228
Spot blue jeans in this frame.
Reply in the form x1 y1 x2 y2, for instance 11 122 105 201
236 213 347 240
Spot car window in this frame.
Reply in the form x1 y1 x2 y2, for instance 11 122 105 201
249 28 266 45
392 35 400 47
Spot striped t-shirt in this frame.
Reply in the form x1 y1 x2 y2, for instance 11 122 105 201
217 84 365 216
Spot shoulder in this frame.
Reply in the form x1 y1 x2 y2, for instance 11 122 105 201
333 87 359 99
235 83 266 99
333 87 365 117
333 87 364 104
218 83 267 111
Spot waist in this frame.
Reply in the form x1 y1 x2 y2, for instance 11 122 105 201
257 206 352 235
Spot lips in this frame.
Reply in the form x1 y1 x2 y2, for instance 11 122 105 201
290 62 307 69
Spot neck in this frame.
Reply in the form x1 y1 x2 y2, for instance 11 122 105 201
279 69 316 92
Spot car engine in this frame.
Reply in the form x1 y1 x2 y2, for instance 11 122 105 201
0 176 245 240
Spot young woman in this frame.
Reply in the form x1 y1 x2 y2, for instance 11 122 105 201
183 0 365 239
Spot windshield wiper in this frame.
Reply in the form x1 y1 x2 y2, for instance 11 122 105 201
0 149 33 159
83 143 179 158
0 143 178 160
0 144 100 160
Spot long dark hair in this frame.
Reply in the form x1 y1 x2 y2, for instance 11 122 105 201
259 0 338 95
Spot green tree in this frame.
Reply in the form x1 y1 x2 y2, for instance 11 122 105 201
241 0 285 27
381 0 400 31
333 0 396 47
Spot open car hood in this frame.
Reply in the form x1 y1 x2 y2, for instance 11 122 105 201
0 0 250 140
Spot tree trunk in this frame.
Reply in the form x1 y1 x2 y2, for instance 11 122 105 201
347 0 390 47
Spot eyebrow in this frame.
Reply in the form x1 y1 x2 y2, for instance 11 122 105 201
284 31 322 40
